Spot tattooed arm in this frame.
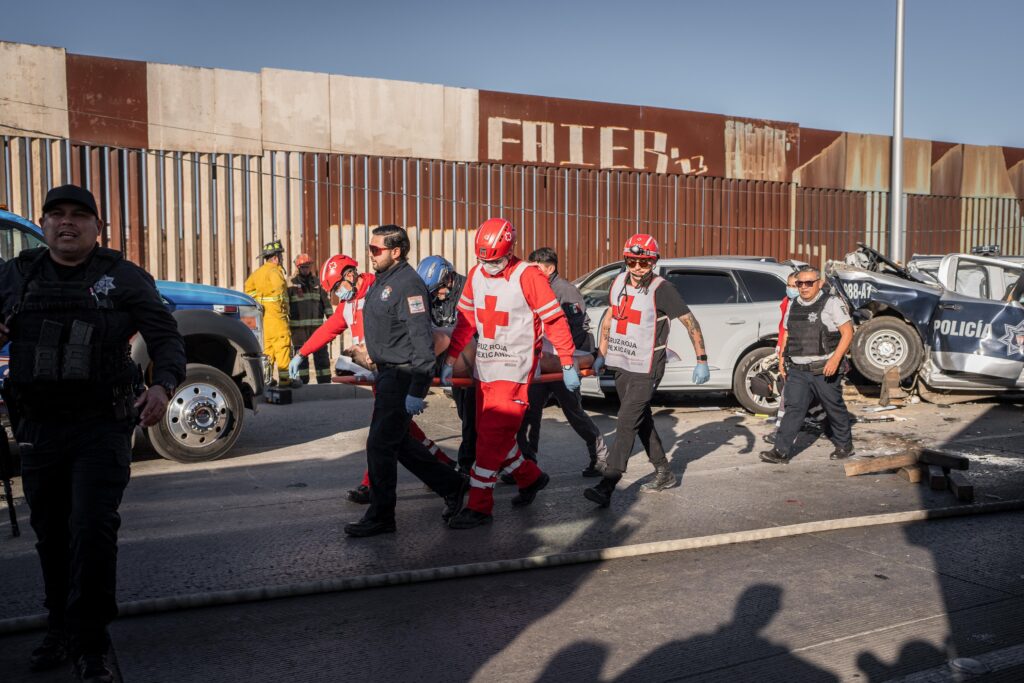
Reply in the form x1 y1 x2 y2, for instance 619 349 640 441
679 312 706 358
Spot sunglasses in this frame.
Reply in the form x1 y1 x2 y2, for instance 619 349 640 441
624 258 654 269
795 279 818 288
368 244 392 256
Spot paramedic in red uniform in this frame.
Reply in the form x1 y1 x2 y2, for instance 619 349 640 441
441 218 580 529
584 234 710 508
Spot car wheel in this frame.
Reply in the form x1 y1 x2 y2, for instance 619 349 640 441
147 363 245 463
733 347 780 416
851 316 923 384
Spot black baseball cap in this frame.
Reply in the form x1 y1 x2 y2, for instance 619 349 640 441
42 184 99 217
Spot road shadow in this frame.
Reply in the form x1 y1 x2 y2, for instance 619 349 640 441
537 584 838 682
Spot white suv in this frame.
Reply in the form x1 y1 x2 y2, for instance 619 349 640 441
575 257 802 414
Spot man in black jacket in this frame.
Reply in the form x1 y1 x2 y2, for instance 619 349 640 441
344 225 467 537
287 253 333 384
0 185 185 683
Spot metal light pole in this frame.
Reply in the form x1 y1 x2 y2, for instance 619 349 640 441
890 0 906 261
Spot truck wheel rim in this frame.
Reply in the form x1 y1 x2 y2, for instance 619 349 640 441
866 330 907 369
165 382 230 448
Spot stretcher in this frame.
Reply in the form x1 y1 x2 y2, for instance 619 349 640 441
331 368 595 388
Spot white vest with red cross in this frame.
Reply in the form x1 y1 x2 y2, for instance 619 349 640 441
471 261 537 383
342 297 367 345
604 271 665 374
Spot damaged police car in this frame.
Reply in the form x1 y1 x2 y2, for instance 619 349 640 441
829 243 1024 396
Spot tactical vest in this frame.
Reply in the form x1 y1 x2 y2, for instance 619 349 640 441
6 248 141 419
784 294 842 360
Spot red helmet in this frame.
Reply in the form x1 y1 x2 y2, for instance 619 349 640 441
320 254 358 292
623 233 660 259
475 218 516 261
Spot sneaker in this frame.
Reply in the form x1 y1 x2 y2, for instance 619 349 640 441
448 508 493 529
640 466 676 493
762 432 777 445
28 631 67 671
511 471 550 507
830 443 855 460
759 448 791 465
343 518 396 537
74 653 113 683
581 465 602 478
442 476 469 521
346 485 370 504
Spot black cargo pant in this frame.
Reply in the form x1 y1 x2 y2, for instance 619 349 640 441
290 326 332 383
365 366 464 523
774 366 852 458
516 380 607 466
605 368 668 476
452 385 477 474
17 417 133 656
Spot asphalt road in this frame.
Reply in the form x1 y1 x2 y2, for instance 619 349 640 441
1 385 1022 681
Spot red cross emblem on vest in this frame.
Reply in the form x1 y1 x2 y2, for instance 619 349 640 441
477 295 509 340
613 295 642 334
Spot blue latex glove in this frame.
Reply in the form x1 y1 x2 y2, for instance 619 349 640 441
440 363 454 386
288 354 304 380
405 394 426 416
591 355 605 375
692 361 710 385
562 365 581 392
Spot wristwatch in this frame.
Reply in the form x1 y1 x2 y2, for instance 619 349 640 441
696 354 708 362
156 380 178 396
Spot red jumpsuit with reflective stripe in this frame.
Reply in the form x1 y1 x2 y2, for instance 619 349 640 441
447 257 576 514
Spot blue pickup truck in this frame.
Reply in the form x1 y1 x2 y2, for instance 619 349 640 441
0 208 265 463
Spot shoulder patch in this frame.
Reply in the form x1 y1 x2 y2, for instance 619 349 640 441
407 295 425 314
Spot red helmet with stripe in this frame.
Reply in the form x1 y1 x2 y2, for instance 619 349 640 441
623 233 660 259
475 218 516 261
320 254 358 292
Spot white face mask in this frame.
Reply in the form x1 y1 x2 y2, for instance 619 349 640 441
480 257 509 276
786 286 799 299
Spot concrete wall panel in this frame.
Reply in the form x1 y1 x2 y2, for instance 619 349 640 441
960 145 1015 198
444 86 479 162
66 54 148 148
0 42 68 139
213 69 262 155
262 68 330 153
330 75 445 158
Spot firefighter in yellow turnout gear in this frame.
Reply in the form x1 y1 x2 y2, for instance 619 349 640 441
245 240 295 386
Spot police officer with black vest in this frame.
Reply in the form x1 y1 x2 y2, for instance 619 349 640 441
0 185 185 682
760 265 855 464
344 225 467 537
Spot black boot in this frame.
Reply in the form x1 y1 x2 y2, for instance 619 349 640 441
640 464 676 493
343 517 396 537
442 475 469 521
511 471 550 507
448 508 493 529
73 653 113 683
28 630 67 671
346 484 370 504
759 448 791 465
830 443 855 460
584 474 620 508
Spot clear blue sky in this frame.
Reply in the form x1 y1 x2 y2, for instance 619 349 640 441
5 0 1022 147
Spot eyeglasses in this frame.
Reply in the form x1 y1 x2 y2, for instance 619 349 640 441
624 258 654 269
795 279 818 288
368 244 391 256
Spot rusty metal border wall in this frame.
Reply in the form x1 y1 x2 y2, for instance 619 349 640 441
2 135 1021 290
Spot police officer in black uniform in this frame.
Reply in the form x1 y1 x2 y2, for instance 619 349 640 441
760 265 855 464
0 185 185 682
344 225 467 537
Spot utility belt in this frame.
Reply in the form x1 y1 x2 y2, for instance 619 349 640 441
8 368 144 423
785 358 848 376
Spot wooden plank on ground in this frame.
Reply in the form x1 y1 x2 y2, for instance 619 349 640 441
844 453 919 477
947 471 975 502
897 466 922 483
919 448 970 471
927 465 947 491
